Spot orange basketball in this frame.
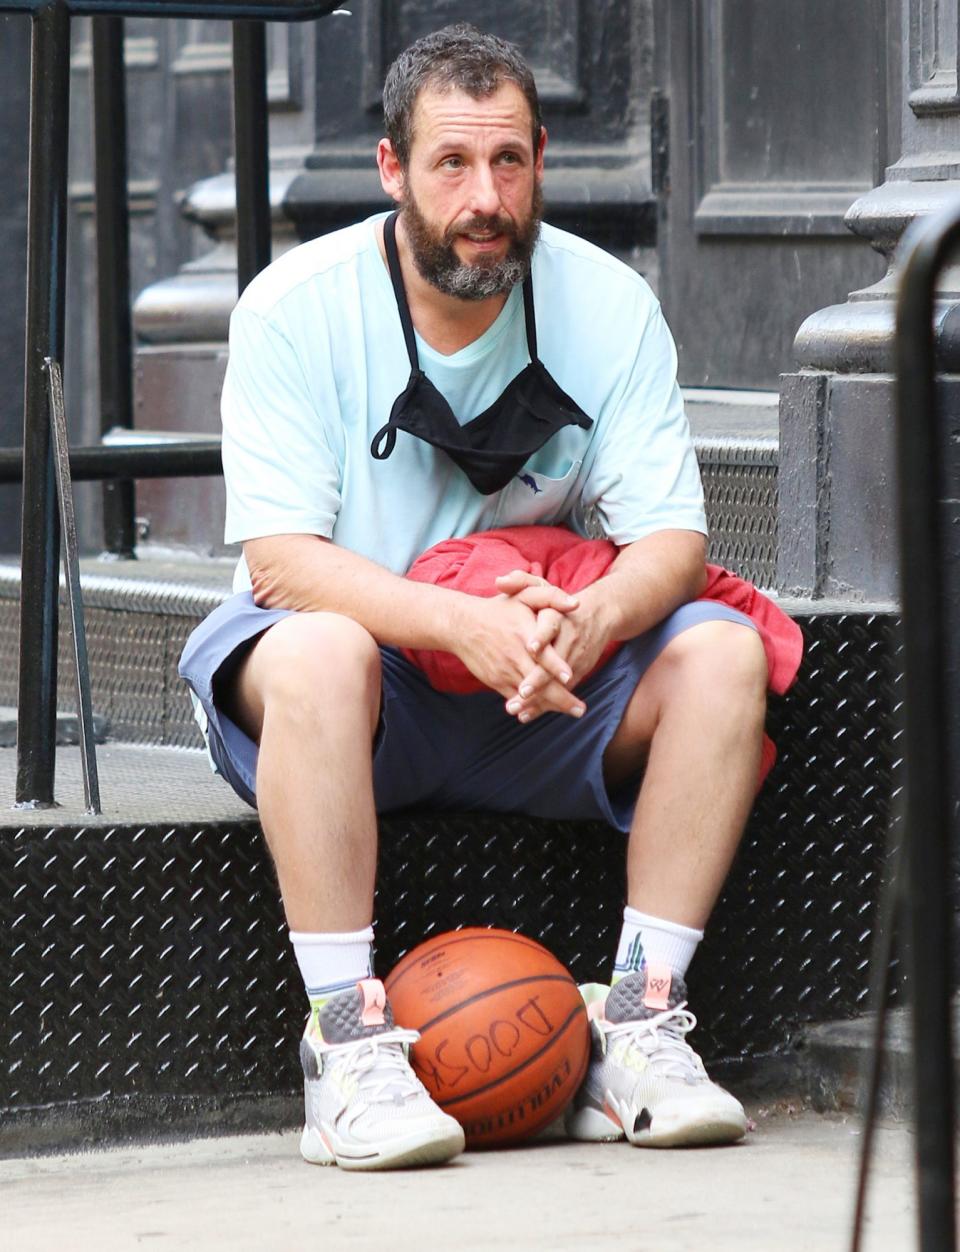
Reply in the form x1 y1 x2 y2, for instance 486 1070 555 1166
384 927 590 1147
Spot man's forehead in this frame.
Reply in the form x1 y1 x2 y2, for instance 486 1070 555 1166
410 81 535 147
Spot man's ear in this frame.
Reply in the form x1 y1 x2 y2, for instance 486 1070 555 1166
377 138 405 203
535 126 547 177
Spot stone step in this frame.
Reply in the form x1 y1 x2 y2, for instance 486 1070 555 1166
798 1008 912 1116
0 707 109 749
0 596 900 1154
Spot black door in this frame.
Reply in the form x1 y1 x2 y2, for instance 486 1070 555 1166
653 0 894 389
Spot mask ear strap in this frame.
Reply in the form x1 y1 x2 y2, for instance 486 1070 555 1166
370 421 397 460
384 211 420 371
522 273 538 361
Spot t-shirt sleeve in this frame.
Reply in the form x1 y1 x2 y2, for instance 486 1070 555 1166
221 306 343 545
576 302 706 545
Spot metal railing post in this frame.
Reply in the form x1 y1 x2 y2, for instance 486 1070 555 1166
16 0 72 807
45 358 101 815
894 202 960 1252
232 18 271 294
92 14 136 559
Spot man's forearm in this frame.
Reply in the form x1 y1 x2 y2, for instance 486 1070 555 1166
244 533 469 651
576 530 708 644
244 532 585 716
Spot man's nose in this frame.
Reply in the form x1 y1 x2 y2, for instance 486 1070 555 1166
467 164 503 218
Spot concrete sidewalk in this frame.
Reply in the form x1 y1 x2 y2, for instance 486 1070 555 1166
2 1105 915 1252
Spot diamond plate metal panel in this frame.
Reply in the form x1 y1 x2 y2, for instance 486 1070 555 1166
698 441 778 587
692 611 901 1059
376 615 898 1062
164 616 206 748
0 823 298 1110
0 597 17 708
0 588 205 749
0 611 899 1149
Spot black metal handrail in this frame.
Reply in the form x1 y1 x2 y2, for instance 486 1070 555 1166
893 199 960 1252
4 0 342 806
0 2 336 16
0 441 223 481
93 14 135 556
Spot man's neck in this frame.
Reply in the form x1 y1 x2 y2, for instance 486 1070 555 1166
377 216 511 358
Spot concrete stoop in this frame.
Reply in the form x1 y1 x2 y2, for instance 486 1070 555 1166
0 596 900 1154
799 1009 915 1117
0 391 906 1154
711 1008 914 1125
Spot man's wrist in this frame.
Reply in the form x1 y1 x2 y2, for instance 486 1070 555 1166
575 580 622 644
433 588 473 654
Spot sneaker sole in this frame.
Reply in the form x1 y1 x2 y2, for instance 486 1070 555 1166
627 1112 747 1148
567 1100 745 1148
624 1100 747 1149
300 1123 465 1171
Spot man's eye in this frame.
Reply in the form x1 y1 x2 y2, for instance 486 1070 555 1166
441 156 463 169
498 152 520 165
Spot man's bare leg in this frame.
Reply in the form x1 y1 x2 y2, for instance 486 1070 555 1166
604 619 768 928
224 611 382 932
566 620 767 1148
224 610 466 1171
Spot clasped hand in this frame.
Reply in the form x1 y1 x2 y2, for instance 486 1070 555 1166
454 570 613 724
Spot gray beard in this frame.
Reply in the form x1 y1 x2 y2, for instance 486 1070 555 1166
432 253 530 300
400 186 543 301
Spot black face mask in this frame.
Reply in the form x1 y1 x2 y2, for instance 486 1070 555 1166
370 211 593 496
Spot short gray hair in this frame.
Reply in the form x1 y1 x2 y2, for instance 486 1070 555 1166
382 23 542 169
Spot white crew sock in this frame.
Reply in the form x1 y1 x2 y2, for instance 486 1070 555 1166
612 906 703 982
289 926 375 1006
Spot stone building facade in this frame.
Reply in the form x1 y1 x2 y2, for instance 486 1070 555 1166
1 0 958 604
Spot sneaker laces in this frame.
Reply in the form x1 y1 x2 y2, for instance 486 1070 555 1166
600 1002 708 1084
321 1028 424 1105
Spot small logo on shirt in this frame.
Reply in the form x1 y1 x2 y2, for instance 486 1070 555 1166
518 473 542 494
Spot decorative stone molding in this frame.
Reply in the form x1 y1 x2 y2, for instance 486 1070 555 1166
133 169 302 345
779 1 960 600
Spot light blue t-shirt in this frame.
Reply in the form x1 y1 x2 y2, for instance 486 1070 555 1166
222 213 706 591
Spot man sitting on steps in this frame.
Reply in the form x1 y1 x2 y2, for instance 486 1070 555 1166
180 23 769 1170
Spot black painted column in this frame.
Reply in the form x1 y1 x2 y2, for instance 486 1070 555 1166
17 2 72 806
778 0 960 605
0 15 30 556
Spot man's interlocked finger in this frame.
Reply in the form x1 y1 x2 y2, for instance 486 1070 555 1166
507 669 586 722
519 642 570 693
495 570 579 616
524 606 564 657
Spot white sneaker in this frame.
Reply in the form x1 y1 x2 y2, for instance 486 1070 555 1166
564 966 747 1148
299 978 465 1170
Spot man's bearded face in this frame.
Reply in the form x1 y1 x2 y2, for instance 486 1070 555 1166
400 179 544 301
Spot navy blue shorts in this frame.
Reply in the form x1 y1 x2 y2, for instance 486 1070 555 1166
179 593 757 833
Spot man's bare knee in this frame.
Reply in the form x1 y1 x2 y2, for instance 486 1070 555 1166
660 621 768 705
605 621 767 785
226 612 381 742
643 621 768 745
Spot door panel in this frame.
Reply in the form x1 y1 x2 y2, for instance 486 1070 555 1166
655 0 891 388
